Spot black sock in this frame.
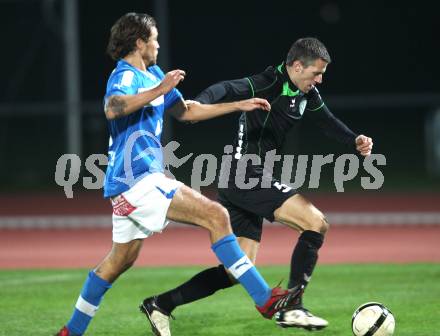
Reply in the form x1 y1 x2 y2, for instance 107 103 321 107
288 230 324 290
155 265 233 314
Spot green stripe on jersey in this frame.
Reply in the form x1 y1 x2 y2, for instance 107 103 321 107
246 77 255 97
308 102 325 111
277 63 283 73
282 82 300 97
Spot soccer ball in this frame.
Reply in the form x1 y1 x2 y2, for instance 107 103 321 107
351 302 395 336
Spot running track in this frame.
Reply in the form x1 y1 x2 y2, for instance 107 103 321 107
1 225 439 268
1 192 439 268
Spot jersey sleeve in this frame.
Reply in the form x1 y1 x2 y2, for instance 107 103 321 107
195 78 253 104
195 68 275 103
305 87 358 146
306 103 358 146
164 88 183 110
247 68 277 96
106 69 138 97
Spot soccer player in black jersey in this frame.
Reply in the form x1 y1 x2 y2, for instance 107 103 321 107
141 38 373 334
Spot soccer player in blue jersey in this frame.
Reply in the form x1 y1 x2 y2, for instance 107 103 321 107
55 12 302 336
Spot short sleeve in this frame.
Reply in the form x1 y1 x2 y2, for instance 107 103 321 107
164 88 183 109
106 70 138 97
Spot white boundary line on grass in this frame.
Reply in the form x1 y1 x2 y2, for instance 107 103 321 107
0 274 83 286
0 212 440 228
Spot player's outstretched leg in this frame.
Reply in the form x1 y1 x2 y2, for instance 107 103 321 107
140 296 174 336
56 240 143 336
273 194 329 330
139 185 301 335
167 185 301 315
55 271 113 336
140 264 234 335
275 308 329 331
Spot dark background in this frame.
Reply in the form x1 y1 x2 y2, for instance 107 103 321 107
1 0 439 193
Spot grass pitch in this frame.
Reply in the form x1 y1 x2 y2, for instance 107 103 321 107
0 264 439 335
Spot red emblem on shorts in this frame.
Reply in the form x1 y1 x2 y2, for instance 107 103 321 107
111 195 137 216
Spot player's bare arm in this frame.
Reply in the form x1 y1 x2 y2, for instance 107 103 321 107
104 69 185 120
355 134 373 156
167 97 270 122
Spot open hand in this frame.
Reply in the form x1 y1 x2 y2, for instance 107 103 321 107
160 69 186 94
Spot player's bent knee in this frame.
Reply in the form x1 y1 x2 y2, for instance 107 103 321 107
314 210 329 235
320 215 330 235
307 211 329 235
205 202 231 233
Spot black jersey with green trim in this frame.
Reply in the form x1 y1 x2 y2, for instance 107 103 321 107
195 63 357 160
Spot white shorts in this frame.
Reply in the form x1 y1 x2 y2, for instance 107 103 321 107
110 173 183 243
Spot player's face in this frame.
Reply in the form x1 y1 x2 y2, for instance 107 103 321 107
141 26 160 66
289 58 328 93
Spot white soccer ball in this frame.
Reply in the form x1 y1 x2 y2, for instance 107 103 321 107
352 302 395 336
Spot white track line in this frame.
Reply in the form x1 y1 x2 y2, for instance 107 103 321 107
0 212 440 228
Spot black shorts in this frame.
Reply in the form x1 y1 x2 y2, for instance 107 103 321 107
218 169 296 242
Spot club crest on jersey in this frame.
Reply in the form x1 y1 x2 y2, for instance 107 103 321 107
299 99 307 115
290 98 296 108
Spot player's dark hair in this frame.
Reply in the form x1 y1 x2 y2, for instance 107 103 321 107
286 37 331 67
107 12 156 60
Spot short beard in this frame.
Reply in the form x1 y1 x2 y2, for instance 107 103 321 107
146 59 157 67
